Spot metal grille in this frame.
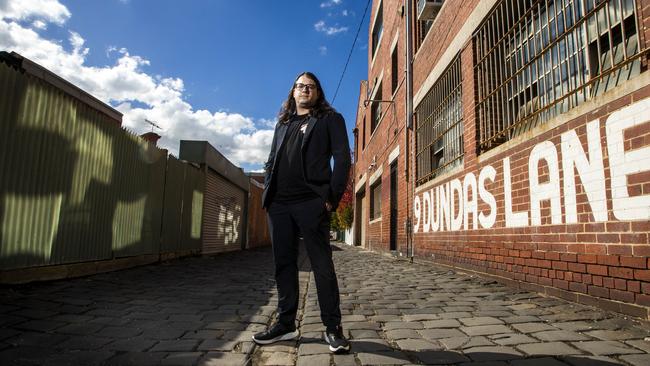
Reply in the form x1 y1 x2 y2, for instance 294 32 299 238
474 0 647 153
415 55 463 186
415 19 433 51
413 0 433 51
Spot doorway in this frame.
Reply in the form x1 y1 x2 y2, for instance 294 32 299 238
354 188 366 247
389 161 397 251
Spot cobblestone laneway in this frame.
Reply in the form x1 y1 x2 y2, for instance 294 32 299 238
255 245 650 366
2 244 650 365
0 248 279 366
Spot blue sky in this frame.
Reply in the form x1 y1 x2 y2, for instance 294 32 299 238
0 0 369 171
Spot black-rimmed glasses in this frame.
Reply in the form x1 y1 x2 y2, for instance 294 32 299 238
295 83 317 92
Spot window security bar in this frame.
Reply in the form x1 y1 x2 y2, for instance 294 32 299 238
474 0 647 153
415 55 463 186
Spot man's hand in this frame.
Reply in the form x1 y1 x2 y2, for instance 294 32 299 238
325 201 333 212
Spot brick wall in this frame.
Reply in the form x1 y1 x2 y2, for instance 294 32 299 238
411 0 481 93
412 86 650 317
355 0 410 253
355 0 650 318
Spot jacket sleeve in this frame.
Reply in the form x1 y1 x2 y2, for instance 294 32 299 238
264 124 279 187
328 112 351 210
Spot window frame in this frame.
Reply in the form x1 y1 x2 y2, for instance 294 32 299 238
369 179 382 221
371 1 384 61
391 41 399 96
362 116 367 150
370 81 383 135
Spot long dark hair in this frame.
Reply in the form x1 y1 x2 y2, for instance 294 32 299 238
278 71 336 123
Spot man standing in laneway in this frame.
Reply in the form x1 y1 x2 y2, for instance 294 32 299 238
252 72 351 353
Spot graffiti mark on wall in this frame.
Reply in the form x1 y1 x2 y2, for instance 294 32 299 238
217 196 242 245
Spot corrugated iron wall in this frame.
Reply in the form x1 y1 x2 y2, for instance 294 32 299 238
160 156 203 252
0 59 167 270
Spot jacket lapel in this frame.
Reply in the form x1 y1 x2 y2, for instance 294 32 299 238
276 122 288 152
271 122 288 172
301 116 318 151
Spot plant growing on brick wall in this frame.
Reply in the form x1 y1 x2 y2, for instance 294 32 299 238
334 167 354 230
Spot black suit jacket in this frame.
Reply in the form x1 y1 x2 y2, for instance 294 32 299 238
262 111 351 211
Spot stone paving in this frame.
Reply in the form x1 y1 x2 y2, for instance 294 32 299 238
0 248 279 366
1 244 650 365
254 245 650 366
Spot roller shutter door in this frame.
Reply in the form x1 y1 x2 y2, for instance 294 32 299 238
202 168 245 254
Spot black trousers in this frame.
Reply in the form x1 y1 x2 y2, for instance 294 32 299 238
267 197 342 330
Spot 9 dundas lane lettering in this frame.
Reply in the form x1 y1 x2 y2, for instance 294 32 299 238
413 98 650 233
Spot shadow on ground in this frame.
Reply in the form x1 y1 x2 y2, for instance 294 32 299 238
0 247 279 366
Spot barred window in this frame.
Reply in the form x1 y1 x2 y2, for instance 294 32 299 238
413 0 433 51
372 2 384 58
391 45 399 94
415 19 433 52
415 55 463 186
370 180 382 220
474 0 646 153
362 116 366 150
371 82 383 134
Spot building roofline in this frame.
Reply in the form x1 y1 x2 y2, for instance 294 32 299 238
0 51 123 123
179 140 250 192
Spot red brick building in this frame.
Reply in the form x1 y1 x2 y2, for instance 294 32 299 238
354 0 650 318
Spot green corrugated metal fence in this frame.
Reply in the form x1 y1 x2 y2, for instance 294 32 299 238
160 156 203 253
0 56 174 270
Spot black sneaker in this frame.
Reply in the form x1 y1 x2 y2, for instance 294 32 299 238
324 326 350 353
252 322 299 345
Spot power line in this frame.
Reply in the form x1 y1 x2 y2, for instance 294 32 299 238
331 0 372 105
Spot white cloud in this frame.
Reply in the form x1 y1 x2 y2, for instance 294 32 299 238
314 20 348 35
31 20 46 29
319 46 327 55
257 118 277 129
69 31 87 56
320 0 342 8
0 0 70 25
0 0 274 168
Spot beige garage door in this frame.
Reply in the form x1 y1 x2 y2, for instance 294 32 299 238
202 168 246 254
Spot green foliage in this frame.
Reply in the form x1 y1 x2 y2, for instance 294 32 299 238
337 205 353 230
330 211 341 231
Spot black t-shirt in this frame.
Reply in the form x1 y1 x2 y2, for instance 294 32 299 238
271 114 319 203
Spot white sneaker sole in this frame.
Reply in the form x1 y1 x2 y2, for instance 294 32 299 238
252 330 299 345
329 344 351 353
324 333 350 353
